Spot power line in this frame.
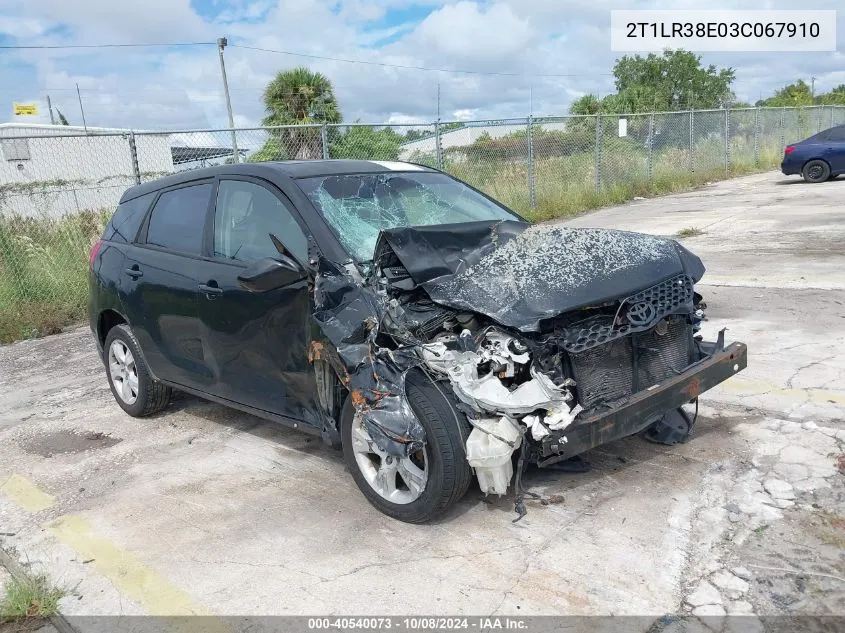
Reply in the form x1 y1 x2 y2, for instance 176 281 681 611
231 44 613 78
0 39 612 78
0 42 216 50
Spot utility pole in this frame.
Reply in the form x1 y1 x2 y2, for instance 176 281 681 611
46 94 56 125
436 81 441 121
76 83 88 132
811 76 816 99
217 37 239 163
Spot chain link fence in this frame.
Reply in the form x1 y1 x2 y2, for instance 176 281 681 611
1 105 844 341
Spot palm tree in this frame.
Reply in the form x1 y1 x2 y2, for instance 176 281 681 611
259 67 342 160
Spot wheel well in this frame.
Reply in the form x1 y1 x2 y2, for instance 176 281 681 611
803 158 831 171
98 309 126 345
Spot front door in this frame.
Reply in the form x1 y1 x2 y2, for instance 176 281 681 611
194 177 320 426
120 181 214 390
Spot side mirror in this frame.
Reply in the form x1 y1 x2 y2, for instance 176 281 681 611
237 255 305 293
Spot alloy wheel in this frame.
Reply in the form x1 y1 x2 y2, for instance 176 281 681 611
108 339 139 405
350 414 428 504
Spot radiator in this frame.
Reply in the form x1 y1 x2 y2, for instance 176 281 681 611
569 316 693 410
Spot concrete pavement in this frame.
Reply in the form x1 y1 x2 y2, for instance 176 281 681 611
0 171 843 625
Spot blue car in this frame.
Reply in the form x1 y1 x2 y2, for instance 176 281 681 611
781 124 845 183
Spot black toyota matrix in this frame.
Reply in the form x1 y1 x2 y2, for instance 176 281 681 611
89 160 747 523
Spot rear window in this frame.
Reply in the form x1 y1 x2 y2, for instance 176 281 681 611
145 183 213 255
103 192 155 244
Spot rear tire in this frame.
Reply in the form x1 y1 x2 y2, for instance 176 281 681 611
341 369 472 523
104 324 171 417
802 159 831 183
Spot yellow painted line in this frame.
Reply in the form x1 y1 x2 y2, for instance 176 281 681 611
46 515 226 631
0 474 54 512
720 377 845 405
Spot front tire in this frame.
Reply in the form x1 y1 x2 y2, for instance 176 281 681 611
341 369 472 523
104 324 171 417
802 159 831 183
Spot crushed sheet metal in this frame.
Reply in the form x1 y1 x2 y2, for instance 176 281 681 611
311 257 425 456
375 221 705 332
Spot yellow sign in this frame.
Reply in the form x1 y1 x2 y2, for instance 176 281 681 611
13 102 39 116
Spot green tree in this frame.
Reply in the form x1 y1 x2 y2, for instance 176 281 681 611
817 84 845 105
255 67 342 161
569 94 601 115
329 126 404 160
570 50 735 115
760 80 814 107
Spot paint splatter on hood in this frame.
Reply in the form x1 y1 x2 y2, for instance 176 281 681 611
376 221 705 332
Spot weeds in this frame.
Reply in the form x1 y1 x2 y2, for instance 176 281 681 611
0 208 109 343
0 573 64 619
676 227 706 238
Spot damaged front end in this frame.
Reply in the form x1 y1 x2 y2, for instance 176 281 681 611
310 220 747 514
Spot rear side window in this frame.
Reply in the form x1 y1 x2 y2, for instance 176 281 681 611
103 192 154 244
827 126 845 141
146 183 213 255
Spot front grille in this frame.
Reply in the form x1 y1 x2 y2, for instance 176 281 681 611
569 316 693 410
561 274 694 353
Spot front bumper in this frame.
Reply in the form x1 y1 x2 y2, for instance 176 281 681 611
537 339 748 465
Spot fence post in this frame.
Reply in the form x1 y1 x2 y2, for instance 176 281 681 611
527 115 536 209
816 106 822 133
128 132 141 185
321 124 329 159
689 109 694 173
594 114 602 193
779 108 785 154
435 119 443 170
647 113 655 181
724 107 730 176
753 106 760 166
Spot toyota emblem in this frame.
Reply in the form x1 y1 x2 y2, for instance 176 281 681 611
626 301 656 327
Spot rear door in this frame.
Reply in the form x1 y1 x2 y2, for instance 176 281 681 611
121 181 215 390
193 176 319 424
823 126 845 173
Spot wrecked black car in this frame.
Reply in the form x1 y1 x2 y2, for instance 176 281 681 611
89 160 747 523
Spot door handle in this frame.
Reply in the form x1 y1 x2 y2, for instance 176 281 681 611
199 283 223 298
124 267 143 279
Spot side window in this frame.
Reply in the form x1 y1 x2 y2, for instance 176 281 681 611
827 126 845 142
213 180 308 264
146 183 213 255
103 192 155 244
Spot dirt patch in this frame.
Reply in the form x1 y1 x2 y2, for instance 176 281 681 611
21 430 121 458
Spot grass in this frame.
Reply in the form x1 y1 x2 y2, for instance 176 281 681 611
0 137 783 345
0 208 109 343
0 573 64 619
676 227 706 238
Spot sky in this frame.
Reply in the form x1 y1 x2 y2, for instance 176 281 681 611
0 0 843 131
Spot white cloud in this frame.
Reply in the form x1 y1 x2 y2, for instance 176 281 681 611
0 0 843 132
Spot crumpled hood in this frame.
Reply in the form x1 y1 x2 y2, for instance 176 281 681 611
375 220 705 332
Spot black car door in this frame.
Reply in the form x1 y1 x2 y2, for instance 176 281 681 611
120 181 214 390
193 176 320 426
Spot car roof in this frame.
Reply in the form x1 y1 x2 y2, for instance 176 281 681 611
120 160 438 202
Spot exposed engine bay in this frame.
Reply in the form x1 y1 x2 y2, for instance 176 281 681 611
310 219 744 517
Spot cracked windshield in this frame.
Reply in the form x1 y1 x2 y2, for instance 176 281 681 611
297 171 519 261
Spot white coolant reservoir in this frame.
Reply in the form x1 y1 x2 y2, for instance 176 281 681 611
465 416 522 496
